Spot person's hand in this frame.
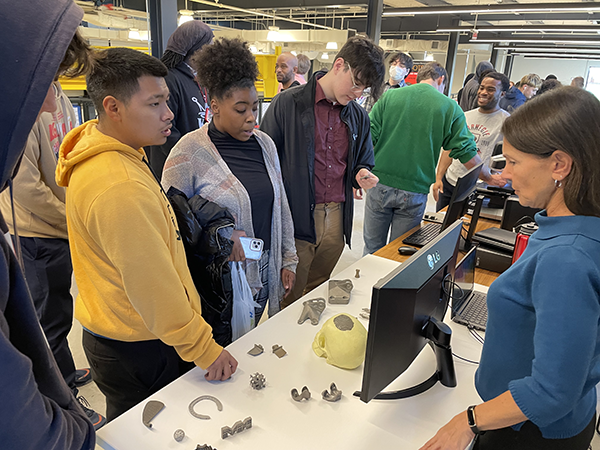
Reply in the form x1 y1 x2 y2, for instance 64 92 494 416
229 230 247 261
353 187 364 200
205 349 238 381
419 411 475 450
431 180 444 202
281 268 295 298
356 168 379 191
487 172 508 187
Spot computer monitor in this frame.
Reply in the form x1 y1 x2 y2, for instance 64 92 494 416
440 162 483 232
358 220 463 403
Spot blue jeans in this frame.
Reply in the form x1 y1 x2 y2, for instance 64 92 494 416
363 183 428 254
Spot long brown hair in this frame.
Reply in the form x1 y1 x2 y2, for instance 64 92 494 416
502 86 600 217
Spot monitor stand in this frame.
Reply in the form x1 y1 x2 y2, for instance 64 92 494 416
353 317 457 400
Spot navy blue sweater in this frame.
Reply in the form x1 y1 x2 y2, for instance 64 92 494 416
476 212 600 438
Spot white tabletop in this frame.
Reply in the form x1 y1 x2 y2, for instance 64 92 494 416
97 254 487 450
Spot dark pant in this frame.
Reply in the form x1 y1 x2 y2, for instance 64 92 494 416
83 331 195 421
474 414 595 450
436 175 455 212
18 236 77 388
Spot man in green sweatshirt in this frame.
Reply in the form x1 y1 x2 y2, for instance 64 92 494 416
364 62 481 254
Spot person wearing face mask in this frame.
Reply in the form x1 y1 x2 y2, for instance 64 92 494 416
358 52 413 113
162 38 298 325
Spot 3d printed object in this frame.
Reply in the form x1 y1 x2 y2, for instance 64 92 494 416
272 344 287 358
313 313 368 369
189 395 223 420
142 400 165 428
221 417 253 439
297 298 326 325
291 386 311 402
247 344 264 356
250 372 266 390
328 279 353 304
322 382 343 402
173 429 185 442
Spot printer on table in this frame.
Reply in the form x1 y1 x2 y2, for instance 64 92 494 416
472 226 517 273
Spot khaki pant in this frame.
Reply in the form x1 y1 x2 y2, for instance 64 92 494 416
281 202 345 308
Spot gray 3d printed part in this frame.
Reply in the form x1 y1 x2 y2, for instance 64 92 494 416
322 382 343 402
272 344 287 358
221 417 253 439
291 386 311 401
250 372 266 390
328 279 353 304
359 307 370 320
247 344 264 356
196 445 216 450
142 400 165 428
297 298 326 325
173 429 185 442
189 395 223 420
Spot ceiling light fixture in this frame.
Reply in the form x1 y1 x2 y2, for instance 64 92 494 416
326 41 338 50
128 28 140 40
470 38 600 45
384 4 600 16
322 52 329 60
438 27 600 33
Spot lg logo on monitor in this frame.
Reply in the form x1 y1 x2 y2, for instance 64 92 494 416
427 251 441 270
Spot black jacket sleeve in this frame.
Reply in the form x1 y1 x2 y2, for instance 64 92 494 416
350 106 375 189
259 95 285 153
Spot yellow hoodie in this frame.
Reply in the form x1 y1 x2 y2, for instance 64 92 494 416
56 120 222 369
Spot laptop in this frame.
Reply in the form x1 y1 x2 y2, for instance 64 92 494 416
451 246 488 331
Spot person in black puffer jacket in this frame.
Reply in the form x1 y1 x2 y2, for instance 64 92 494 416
168 187 235 346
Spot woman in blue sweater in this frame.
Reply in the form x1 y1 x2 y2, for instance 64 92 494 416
421 86 600 449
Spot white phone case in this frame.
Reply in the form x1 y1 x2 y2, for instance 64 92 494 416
239 237 264 260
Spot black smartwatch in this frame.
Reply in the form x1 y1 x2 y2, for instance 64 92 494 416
467 405 485 435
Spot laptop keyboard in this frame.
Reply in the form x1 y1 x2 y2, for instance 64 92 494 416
402 223 442 247
459 291 488 330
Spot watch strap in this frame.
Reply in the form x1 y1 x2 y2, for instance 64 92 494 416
467 405 485 435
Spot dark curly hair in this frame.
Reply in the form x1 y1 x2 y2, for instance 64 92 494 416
191 38 259 100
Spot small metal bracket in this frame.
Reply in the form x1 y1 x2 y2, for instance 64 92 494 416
221 417 253 439
189 395 223 420
142 400 165 428
298 298 326 325
355 269 360 278
328 279 353 304
322 382 343 402
359 307 370 320
291 386 311 402
250 372 266 390
272 344 287 358
247 344 264 356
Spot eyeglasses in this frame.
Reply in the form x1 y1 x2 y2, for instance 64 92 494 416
345 63 366 93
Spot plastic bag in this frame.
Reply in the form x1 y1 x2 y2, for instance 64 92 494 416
230 261 260 341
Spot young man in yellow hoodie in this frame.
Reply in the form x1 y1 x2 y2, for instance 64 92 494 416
56 47 238 421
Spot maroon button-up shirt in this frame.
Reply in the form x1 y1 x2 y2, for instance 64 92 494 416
313 78 349 204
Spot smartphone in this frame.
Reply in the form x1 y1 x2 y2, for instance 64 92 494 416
239 237 264 260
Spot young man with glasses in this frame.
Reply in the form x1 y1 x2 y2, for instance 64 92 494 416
260 36 385 307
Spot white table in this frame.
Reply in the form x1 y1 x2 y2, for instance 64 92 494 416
97 254 487 450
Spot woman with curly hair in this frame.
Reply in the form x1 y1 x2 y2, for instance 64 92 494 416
162 38 298 328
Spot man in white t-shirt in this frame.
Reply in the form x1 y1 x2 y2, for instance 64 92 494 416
433 71 510 211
